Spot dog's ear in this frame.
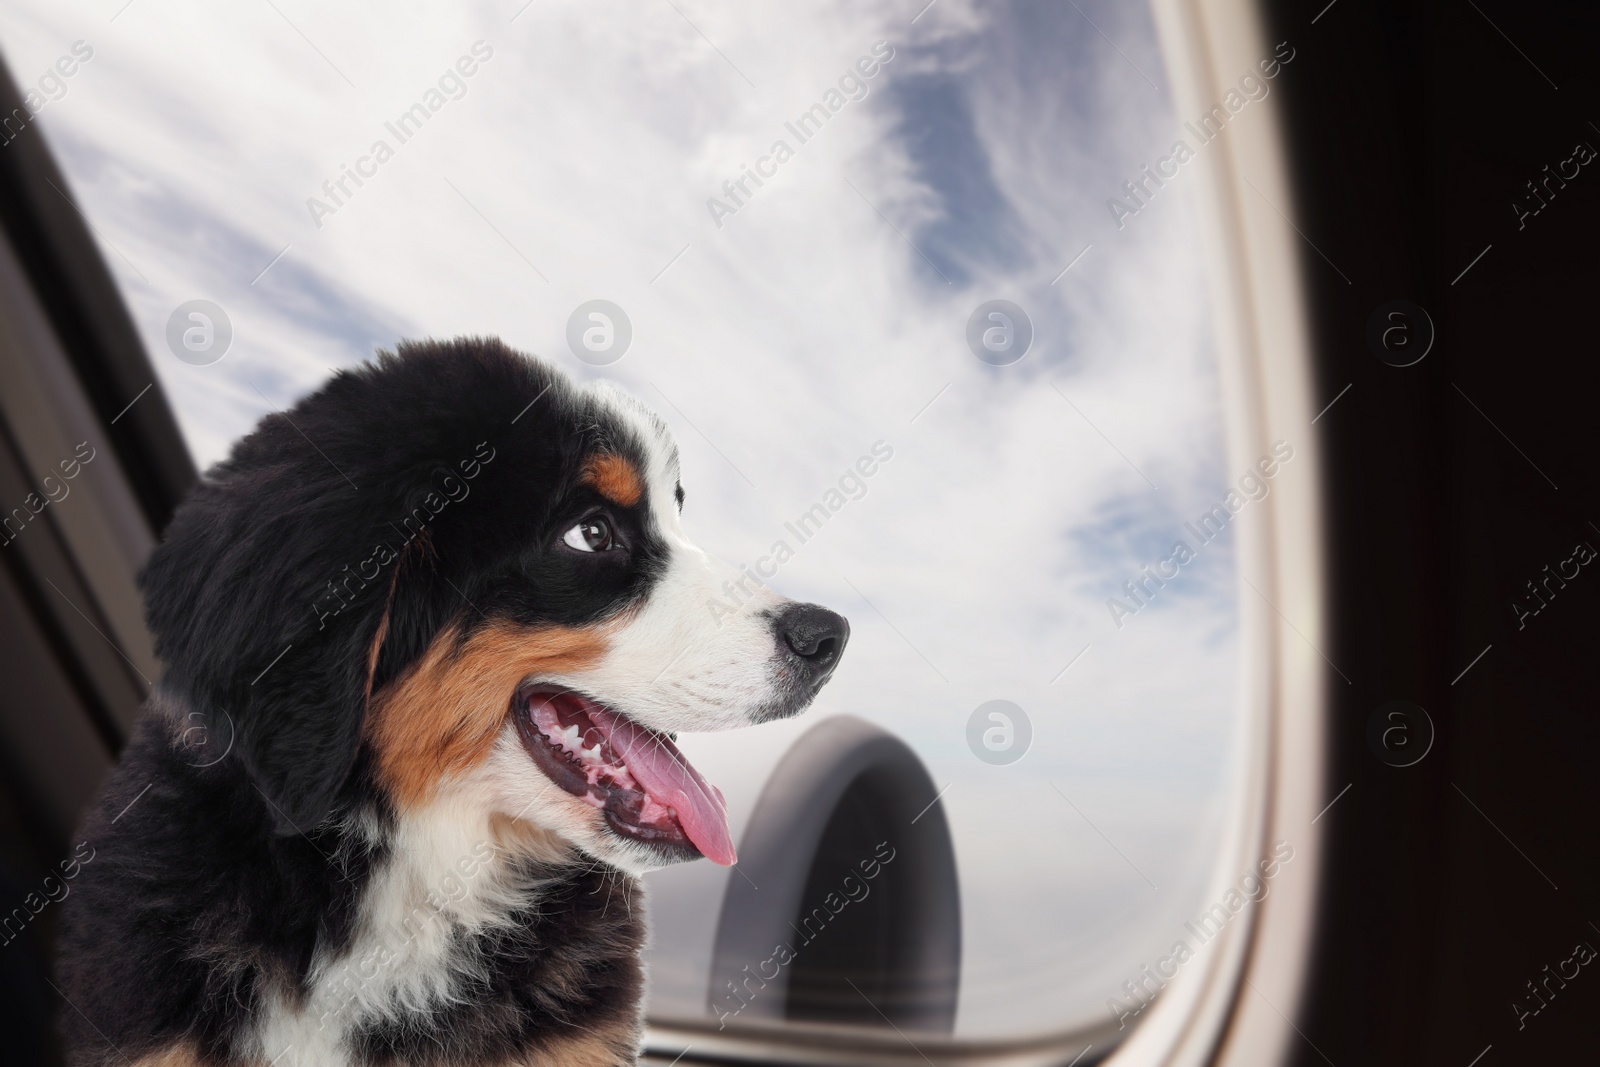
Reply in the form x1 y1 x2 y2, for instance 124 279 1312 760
141 340 548 833
139 416 440 835
222 596 394 835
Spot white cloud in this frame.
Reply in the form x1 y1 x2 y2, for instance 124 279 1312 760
1 0 1244 1037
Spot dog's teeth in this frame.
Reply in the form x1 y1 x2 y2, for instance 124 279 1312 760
582 742 603 762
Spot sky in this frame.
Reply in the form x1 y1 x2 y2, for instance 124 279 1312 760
0 0 1247 1038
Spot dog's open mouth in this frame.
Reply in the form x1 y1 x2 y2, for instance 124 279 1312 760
513 687 736 866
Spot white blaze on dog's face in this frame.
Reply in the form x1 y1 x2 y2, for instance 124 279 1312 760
366 380 849 875
573 384 818 732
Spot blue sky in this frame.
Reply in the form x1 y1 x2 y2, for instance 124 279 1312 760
1 0 1243 1036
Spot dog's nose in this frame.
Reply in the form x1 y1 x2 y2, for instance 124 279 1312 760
775 603 850 686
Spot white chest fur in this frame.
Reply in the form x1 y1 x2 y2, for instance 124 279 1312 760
245 790 555 1067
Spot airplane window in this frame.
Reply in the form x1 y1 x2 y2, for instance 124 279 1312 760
0 0 1260 1049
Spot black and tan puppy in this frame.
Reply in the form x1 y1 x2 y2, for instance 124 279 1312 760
56 338 849 1067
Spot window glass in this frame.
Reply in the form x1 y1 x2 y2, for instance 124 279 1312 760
1 0 1240 1037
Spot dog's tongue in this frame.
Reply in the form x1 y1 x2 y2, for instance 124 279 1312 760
585 705 736 867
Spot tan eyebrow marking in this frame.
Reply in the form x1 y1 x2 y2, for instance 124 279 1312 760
581 454 643 507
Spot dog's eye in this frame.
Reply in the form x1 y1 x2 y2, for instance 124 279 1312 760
562 518 614 553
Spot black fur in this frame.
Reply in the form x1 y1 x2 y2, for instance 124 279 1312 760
57 708 387 1062
56 339 664 1066
348 869 645 1066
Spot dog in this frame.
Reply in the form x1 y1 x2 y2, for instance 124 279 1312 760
56 337 849 1067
